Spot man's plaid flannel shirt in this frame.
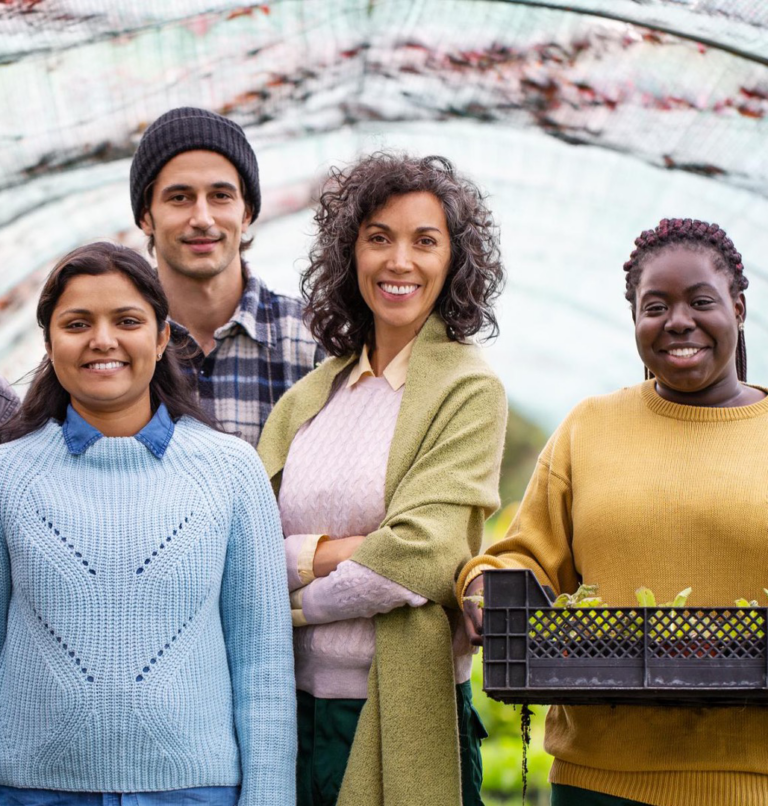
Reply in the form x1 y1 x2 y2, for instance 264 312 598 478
0 376 19 428
171 271 324 449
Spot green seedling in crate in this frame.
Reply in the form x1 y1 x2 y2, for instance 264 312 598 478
525 584 598 639
546 584 604 640
701 597 765 642
552 583 603 609
637 587 694 641
635 586 692 608
528 583 768 654
685 594 766 644
647 590 767 649
531 584 643 644
531 585 693 645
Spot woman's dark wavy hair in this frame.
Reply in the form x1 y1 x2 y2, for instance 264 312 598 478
0 241 218 443
301 153 505 356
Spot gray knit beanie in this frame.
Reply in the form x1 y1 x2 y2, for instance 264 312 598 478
130 107 260 225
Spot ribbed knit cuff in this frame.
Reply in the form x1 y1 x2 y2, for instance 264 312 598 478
289 587 305 610
290 587 308 627
458 564 497 610
456 555 514 609
292 609 309 627
551 760 768 806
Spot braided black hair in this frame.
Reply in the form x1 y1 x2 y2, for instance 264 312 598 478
623 218 748 381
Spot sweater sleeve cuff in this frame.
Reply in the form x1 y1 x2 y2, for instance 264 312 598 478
285 534 329 591
456 555 515 609
297 534 329 585
290 586 308 626
291 609 309 627
290 587 304 610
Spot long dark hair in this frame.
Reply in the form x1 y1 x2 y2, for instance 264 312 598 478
1 241 218 443
301 153 505 356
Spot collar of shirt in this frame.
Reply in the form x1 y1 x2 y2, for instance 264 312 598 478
0 376 19 425
346 338 415 391
168 265 276 350
62 403 175 459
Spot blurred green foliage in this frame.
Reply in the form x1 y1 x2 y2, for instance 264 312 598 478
498 404 548 509
472 402 551 803
471 656 551 804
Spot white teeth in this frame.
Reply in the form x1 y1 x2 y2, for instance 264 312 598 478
381 283 418 296
668 348 702 357
87 362 125 370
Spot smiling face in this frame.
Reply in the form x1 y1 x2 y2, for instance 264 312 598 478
634 246 745 405
355 191 451 351
140 150 250 282
46 272 170 423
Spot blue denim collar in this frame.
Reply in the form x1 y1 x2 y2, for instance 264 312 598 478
62 403 174 459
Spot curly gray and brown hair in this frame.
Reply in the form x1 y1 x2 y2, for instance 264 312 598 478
301 153 505 356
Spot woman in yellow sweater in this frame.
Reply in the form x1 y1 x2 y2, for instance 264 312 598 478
460 218 768 806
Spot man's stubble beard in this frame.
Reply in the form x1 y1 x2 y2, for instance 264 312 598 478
160 242 241 282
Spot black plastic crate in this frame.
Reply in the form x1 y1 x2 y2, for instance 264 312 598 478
482 569 768 706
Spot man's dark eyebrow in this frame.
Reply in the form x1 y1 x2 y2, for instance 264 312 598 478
160 181 239 194
159 183 194 195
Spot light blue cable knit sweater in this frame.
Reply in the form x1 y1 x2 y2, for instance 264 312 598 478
0 416 296 803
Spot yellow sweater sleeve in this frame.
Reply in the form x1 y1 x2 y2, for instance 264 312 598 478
457 419 580 601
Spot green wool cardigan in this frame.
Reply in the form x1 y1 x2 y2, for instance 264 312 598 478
258 314 507 806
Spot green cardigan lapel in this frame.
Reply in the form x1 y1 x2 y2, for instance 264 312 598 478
383 314 457 502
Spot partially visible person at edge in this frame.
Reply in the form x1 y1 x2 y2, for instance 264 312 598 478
0 243 295 805
258 153 508 806
461 218 768 806
130 106 323 448
0 376 19 427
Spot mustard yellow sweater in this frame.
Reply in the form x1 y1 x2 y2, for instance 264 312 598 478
458 380 768 806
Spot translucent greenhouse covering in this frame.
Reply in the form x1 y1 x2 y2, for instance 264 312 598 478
1 0 768 427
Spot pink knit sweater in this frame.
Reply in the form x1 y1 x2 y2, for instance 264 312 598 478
279 373 473 699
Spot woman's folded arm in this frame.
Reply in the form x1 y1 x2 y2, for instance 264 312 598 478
293 560 427 624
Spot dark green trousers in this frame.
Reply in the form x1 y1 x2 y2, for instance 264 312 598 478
297 680 487 806
551 784 651 806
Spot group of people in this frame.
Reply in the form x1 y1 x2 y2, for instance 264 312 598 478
0 106 764 806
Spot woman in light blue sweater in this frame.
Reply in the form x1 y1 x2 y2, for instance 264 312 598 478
0 243 296 805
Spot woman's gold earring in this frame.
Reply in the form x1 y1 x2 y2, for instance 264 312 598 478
739 321 745 332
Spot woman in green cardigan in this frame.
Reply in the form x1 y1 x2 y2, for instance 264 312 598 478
258 153 507 806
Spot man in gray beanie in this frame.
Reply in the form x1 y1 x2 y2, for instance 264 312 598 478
130 106 322 448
